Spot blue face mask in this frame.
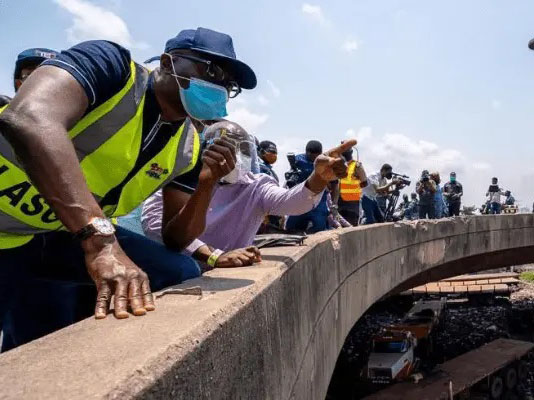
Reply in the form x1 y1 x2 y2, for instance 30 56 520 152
178 78 228 121
168 53 228 121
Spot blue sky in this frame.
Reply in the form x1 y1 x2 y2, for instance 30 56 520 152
2 0 534 207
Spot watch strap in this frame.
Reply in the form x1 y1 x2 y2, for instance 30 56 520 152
73 224 97 241
73 217 115 241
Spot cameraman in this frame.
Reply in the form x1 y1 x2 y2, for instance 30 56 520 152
285 140 333 233
486 177 505 214
416 170 437 219
361 164 398 224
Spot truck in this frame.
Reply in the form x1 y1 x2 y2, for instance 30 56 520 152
389 298 446 356
365 329 418 385
364 299 447 385
363 338 534 400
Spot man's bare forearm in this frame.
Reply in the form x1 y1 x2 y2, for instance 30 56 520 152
0 110 104 233
163 180 215 250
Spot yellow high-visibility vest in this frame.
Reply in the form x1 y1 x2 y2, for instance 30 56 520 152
339 160 362 202
0 61 200 249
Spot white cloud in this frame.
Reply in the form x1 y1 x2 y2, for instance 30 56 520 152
54 0 148 49
257 95 270 106
266 80 281 98
472 162 491 170
346 126 372 144
227 107 269 133
301 3 330 26
341 39 359 53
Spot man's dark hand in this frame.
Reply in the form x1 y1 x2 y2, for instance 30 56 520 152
199 138 237 184
314 139 357 182
216 246 262 268
82 236 154 319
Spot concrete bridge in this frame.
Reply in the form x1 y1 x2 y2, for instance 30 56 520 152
1 215 534 400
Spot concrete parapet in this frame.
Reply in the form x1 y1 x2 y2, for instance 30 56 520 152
1 215 534 399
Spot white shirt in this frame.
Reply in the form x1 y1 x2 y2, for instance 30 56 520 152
487 188 505 203
362 172 387 200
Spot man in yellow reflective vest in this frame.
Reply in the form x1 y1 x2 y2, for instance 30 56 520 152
338 140 368 226
0 28 256 349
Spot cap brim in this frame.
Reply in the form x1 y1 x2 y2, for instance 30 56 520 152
191 47 257 89
16 56 49 69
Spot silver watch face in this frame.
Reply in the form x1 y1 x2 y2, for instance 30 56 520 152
92 218 115 236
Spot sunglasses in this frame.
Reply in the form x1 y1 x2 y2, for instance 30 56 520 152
171 54 242 98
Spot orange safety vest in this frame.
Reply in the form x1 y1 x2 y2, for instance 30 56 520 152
340 160 362 202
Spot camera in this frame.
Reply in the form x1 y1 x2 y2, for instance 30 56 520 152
392 172 411 187
285 152 302 188
421 172 430 182
384 172 411 222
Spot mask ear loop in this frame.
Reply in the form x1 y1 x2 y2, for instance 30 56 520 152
165 53 209 130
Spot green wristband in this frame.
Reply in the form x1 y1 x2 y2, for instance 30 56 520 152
207 249 223 268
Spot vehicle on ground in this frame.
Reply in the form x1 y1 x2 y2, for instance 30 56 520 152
363 338 534 400
364 329 418 385
389 298 446 356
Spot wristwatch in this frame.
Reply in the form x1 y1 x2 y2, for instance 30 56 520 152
74 217 116 241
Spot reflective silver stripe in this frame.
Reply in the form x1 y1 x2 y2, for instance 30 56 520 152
73 64 149 160
0 211 52 234
0 64 147 236
160 118 198 187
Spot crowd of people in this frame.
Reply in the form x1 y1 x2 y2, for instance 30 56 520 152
0 27 522 353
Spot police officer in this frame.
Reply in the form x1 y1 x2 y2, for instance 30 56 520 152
0 28 256 348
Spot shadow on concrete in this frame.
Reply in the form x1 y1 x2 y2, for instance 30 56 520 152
198 276 255 292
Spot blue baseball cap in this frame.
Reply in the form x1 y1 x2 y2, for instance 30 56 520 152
14 48 58 79
145 27 257 89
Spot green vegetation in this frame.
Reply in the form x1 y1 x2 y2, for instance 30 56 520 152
520 271 534 283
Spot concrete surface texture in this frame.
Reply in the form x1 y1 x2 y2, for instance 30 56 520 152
1 215 534 400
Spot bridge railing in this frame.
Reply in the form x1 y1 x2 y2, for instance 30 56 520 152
1 215 533 400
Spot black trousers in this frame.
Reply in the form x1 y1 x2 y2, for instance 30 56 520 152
448 202 461 216
419 204 436 219
338 198 360 226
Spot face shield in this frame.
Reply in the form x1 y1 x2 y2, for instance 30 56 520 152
203 121 259 184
